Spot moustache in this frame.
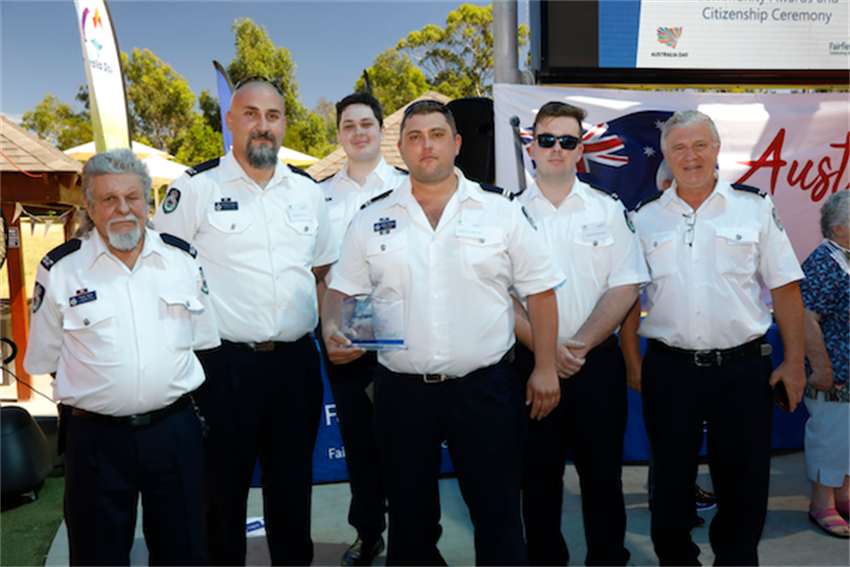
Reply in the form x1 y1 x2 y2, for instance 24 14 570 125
250 132 275 142
107 214 139 228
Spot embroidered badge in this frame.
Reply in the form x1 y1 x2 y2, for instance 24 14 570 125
32 282 45 313
163 188 181 214
199 266 209 295
772 207 784 232
214 197 238 212
69 289 97 307
373 218 397 235
521 206 537 230
624 209 636 233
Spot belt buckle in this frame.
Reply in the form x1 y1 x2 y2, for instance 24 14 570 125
251 341 275 352
128 414 151 427
423 374 447 384
694 350 721 367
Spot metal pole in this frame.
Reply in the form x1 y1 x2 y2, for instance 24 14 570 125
494 1 521 85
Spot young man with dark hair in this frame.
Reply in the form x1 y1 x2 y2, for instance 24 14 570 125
318 92 408 566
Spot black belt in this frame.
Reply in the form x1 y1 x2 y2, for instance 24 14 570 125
401 349 514 384
67 394 192 427
222 338 301 352
648 336 771 368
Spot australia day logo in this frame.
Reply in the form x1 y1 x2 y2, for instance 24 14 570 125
657 27 682 49
81 6 104 55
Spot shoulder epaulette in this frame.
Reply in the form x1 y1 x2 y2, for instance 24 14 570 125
288 164 316 182
41 239 82 271
634 191 664 212
512 187 527 200
479 182 514 200
731 183 767 198
318 173 336 184
589 184 620 201
394 166 410 176
186 157 221 177
160 233 197 258
360 189 393 210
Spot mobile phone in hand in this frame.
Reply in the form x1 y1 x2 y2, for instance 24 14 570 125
773 381 790 413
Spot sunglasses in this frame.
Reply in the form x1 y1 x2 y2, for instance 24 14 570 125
233 75 283 96
536 134 581 150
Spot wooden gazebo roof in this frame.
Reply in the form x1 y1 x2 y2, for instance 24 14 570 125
306 90 452 181
1 116 83 208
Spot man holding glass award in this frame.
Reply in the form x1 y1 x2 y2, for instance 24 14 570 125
321 100 564 565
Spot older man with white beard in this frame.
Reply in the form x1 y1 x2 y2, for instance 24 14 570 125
25 149 219 566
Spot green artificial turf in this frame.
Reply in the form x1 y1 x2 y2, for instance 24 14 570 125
1 432 65 567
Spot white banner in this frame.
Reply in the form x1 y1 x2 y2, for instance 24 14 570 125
74 0 130 152
494 84 850 263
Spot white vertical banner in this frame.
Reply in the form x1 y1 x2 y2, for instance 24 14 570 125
74 0 131 152
494 85 850 263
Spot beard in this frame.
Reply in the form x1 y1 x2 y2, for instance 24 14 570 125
245 133 279 169
106 215 142 251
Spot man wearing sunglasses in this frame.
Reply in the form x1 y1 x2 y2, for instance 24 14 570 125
153 78 338 566
322 100 564 565
629 109 804 565
317 93 409 566
513 102 648 566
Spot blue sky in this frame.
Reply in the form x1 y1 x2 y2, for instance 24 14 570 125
1 0 512 124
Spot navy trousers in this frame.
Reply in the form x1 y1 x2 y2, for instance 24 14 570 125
197 336 323 566
63 403 205 566
374 360 528 566
516 339 631 566
642 342 774 566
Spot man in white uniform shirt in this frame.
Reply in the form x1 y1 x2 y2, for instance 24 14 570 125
153 78 338 566
514 102 648 566
322 100 564 565
317 93 408 566
628 109 805 566
25 149 219 566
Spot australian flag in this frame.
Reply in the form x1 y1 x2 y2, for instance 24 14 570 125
522 110 673 211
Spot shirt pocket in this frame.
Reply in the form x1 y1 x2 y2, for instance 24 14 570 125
715 227 759 276
571 229 614 281
284 204 319 236
642 231 677 280
459 226 505 280
160 294 204 352
207 207 254 235
62 301 118 361
366 234 409 291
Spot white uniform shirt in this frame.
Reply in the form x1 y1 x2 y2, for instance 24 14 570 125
152 152 339 343
24 228 220 416
320 157 409 247
329 169 565 377
517 179 649 341
632 175 804 350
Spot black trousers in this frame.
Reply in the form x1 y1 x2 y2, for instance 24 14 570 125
642 343 774 566
64 403 206 566
516 339 631 566
196 336 323 566
374 360 528 567
317 334 386 542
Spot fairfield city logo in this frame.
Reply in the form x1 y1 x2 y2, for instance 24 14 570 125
80 6 104 52
657 27 682 49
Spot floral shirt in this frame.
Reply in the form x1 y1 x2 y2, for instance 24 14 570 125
801 241 849 403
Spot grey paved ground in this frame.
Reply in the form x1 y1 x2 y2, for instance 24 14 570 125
45 450 850 566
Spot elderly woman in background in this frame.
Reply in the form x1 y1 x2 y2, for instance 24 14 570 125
802 190 850 539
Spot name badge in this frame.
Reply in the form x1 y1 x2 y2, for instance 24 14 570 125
288 203 312 223
455 219 485 240
69 289 97 307
215 198 238 211
581 222 609 243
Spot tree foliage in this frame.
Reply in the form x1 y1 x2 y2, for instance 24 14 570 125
354 48 430 115
396 3 528 98
21 93 92 150
122 48 197 154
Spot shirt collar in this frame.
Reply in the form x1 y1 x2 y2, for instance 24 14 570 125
526 178 589 208
335 157 392 189
220 150 290 190
663 172 730 212
380 168 481 211
87 226 165 270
